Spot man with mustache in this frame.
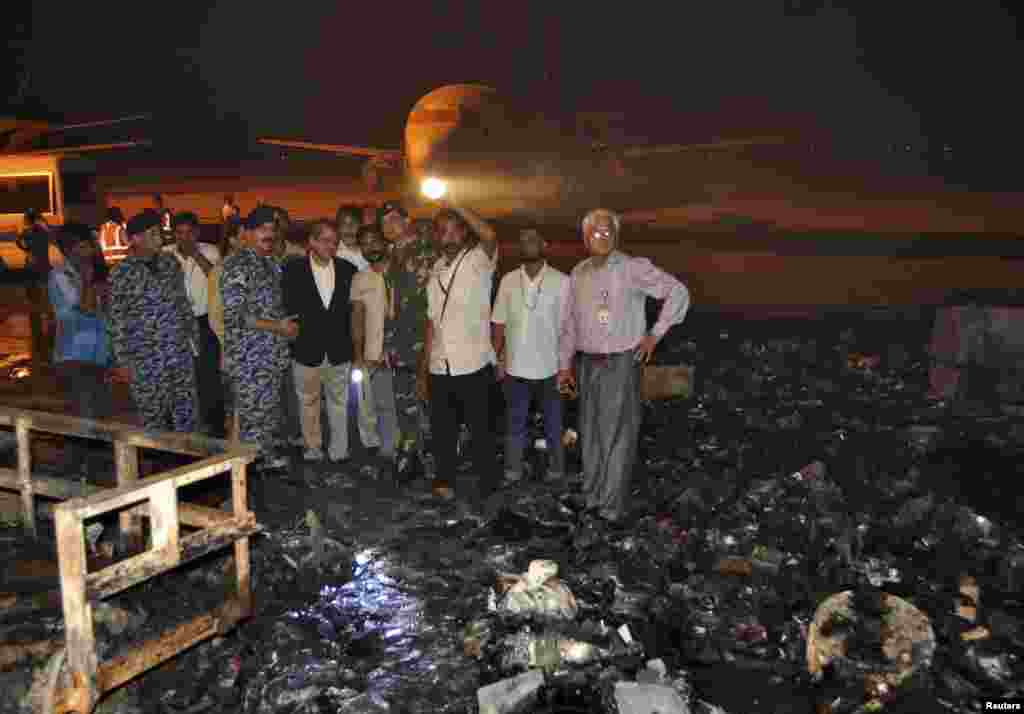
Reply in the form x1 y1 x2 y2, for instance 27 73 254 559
424 201 498 508
492 228 570 485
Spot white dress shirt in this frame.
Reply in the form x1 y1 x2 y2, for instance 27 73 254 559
165 243 221 316
427 243 498 376
337 243 369 272
310 256 335 309
492 262 568 380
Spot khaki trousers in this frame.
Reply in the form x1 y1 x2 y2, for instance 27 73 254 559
293 360 351 460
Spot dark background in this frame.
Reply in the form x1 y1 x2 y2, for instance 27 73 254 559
4 2 1021 179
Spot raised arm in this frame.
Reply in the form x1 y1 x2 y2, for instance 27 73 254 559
448 202 497 260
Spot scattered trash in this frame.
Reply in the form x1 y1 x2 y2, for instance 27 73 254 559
477 670 544 714
807 589 936 707
614 682 690 714
5 313 1024 713
497 560 578 619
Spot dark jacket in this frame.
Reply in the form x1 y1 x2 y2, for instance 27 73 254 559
282 256 357 367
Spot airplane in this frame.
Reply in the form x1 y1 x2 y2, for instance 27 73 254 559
18 84 1022 309
255 83 1024 308
0 114 151 268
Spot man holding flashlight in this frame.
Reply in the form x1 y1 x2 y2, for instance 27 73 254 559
558 209 690 522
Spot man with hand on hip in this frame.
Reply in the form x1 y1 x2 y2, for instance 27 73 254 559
558 208 690 522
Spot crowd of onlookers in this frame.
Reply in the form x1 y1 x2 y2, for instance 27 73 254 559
19 194 691 521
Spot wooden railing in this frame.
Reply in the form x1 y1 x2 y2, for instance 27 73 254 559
0 408 259 714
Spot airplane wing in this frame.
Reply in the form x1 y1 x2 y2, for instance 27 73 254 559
257 138 403 165
600 136 789 158
0 114 152 156
12 141 151 157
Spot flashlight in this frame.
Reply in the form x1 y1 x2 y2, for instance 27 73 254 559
352 368 364 384
421 177 447 200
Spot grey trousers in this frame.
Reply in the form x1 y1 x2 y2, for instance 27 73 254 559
578 351 643 518
355 376 381 449
362 367 397 458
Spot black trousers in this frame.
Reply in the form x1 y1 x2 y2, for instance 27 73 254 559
430 364 497 497
195 315 226 437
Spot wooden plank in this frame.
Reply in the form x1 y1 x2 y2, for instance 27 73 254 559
64 453 239 521
0 588 62 618
115 441 142 549
85 548 173 602
0 637 62 670
50 598 247 710
126 500 233 529
54 507 97 714
0 469 230 529
16 418 33 536
148 481 179 562
0 407 258 459
179 502 233 529
231 460 252 617
86 514 259 601
0 468 102 498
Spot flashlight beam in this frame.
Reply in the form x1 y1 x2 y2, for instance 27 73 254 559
421 177 447 200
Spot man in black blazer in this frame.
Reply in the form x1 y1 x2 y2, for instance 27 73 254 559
282 220 358 462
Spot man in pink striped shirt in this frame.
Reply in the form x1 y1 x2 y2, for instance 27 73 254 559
558 209 690 521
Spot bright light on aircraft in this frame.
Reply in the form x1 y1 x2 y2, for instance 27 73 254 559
352 368 364 384
421 177 447 200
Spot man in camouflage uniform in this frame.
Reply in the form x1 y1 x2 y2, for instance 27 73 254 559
380 202 438 478
221 206 299 469
108 210 198 432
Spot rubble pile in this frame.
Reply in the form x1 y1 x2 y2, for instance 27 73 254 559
2 312 1023 713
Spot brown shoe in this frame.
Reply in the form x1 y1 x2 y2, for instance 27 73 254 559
432 478 454 501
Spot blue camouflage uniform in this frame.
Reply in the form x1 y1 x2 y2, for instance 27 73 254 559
220 247 291 452
108 254 198 432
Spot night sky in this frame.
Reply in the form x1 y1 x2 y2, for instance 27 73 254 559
6 2 1022 159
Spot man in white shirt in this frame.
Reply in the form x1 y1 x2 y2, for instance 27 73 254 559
492 228 570 485
167 212 224 436
423 201 499 505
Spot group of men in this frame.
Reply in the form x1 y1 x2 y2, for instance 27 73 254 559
103 198 690 522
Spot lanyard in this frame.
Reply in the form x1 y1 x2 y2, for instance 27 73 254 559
436 248 469 323
521 264 545 311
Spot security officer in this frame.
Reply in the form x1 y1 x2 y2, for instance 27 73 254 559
108 210 198 432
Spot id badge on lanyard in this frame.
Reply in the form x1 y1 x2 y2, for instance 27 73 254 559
597 289 611 325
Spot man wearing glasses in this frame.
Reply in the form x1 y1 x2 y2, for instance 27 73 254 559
558 209 690 522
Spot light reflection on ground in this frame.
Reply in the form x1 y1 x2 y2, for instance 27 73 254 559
284 547 447 707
